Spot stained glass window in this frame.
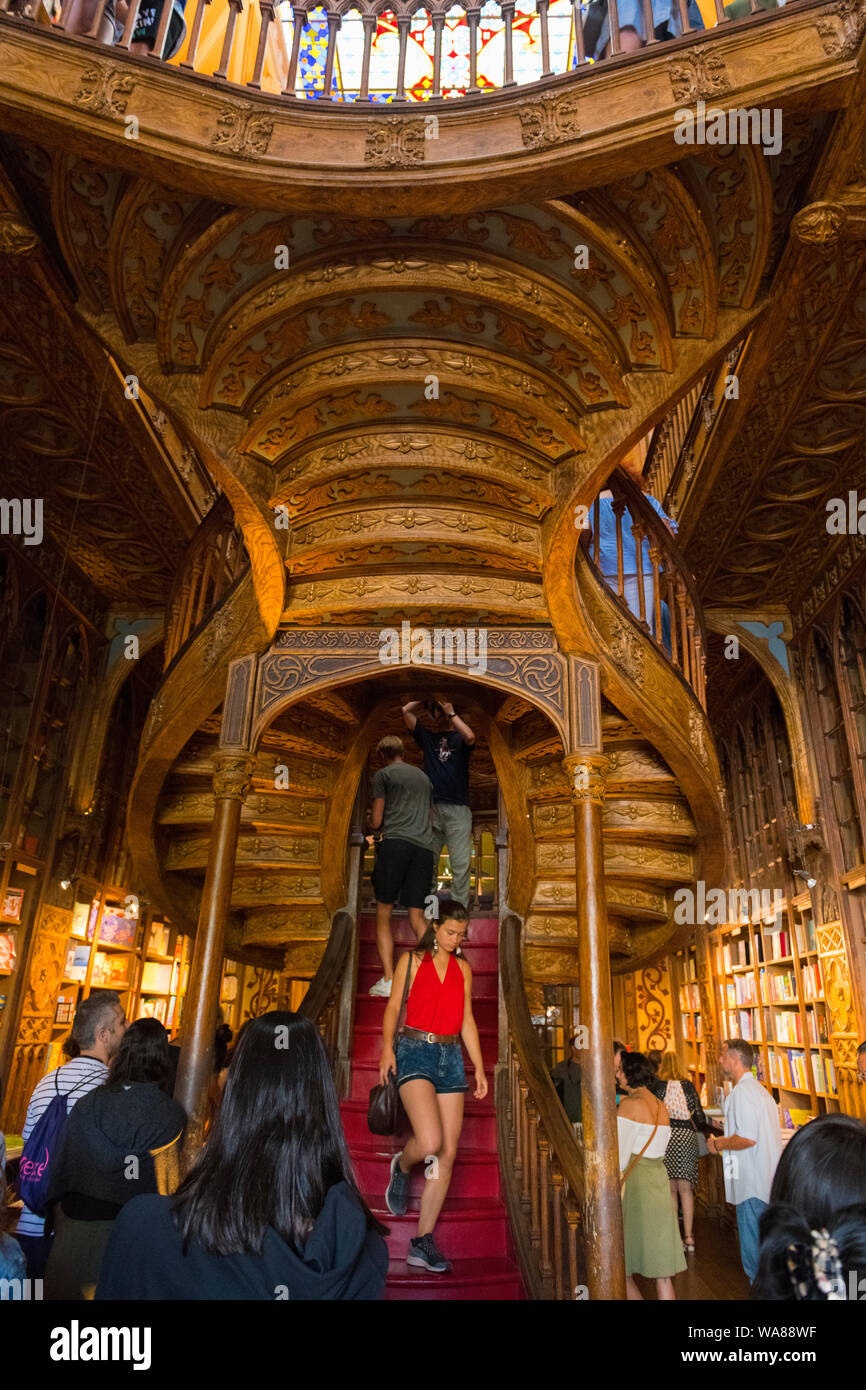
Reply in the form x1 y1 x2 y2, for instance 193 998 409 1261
284 0 582 101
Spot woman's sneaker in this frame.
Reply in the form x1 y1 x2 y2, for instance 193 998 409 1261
407 1234 451 1273
385 1152 410 1216
369 976 392 998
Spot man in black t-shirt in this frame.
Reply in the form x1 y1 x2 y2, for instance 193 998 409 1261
402 694 475 908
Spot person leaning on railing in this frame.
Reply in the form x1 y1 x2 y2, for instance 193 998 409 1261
583 0 705 61
60 0 186 58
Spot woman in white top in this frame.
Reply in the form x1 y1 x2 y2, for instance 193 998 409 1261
616 1050 687 1299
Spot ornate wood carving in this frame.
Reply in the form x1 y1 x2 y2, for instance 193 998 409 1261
73 63 135 117
254 626 569 743
668 48 732 103
212 105 275 157
0 211 37 255
364 118 426 167
518 94 580 150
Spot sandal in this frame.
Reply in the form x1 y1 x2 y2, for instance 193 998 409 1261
683 1238 696 1252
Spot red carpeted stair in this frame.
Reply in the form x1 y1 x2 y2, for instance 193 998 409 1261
343 912 523 1300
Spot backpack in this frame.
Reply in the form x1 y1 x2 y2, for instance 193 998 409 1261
18 1070 93 1218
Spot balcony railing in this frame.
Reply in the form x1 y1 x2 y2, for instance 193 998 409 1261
644 336 749 521
163 493 248 671
0 0 795 104
580 467 707 707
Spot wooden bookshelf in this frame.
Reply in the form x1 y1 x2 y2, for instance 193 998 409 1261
670 944 708 1104
41 882 193 1077
708 906 839 1129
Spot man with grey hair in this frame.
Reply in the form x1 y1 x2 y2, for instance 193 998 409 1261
707 1037 782 1282
15 991 127 1279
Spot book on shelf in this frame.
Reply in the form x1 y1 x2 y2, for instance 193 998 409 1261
141 960 172 994
765 929 792 961
139 997 168 1023
147 921 171 956
91 951 130 988
810 1053 837 1095
723 937 751 970
769 1048 810 1091
774 1010 803 1046
765 969 797 1002
793 916 817 954
801 960 823 1001
64 942 90 982
679 981 700 1012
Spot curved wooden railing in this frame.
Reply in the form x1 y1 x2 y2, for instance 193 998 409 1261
0 0 798 103
297 827 365 1096
644 337 749 518
580 467 707 708
298 906 355 1063
163 494 248 672
499 910 586 1300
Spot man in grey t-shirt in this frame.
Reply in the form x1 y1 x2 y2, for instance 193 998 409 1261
367 735 434 998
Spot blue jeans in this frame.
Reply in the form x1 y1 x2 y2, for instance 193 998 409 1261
736 1197 767 1282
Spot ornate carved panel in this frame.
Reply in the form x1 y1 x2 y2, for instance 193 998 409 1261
254 626 569 745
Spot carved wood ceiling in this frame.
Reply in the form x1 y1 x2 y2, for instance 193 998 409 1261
0 144 210 608
0 122 798 631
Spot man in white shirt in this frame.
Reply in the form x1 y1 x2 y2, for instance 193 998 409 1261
707 1037 782 1282
15 991 126 1278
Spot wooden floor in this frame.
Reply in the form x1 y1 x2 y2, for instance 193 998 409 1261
633 1212 750 1301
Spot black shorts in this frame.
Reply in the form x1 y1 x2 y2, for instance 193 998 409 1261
371 838 434 910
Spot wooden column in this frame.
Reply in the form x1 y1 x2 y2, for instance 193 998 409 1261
175 750 254 1164
563 752 626 1301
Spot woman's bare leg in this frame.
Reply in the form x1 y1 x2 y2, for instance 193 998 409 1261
605 26 644 56
679 1179 695 1243
63 0 115 40
656 1276 676 1300
626 1275 643 1300
398 1079 442 1175
669 1177 680 1220
416 1090 464 1237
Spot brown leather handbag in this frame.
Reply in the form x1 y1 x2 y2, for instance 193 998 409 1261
367 951 415 1136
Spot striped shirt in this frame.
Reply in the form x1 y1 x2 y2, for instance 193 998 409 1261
16 1056 108 1238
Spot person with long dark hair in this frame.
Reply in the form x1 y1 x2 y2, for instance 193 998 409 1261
379 902 487 1274
753 1114 866 1300
96 1012 388 1300
616 1049 686 1300
44 1017 185 1299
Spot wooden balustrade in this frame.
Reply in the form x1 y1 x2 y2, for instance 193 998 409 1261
297 906 355 1078
0 0 800 104
580 467 708 709
498 911 586 1299
163 494 248 673
644 339 749 513
297 828 364 1094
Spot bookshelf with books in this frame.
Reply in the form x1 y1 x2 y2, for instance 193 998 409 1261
43 881 193 1075
671 944 708 1104
45 880 143 1073
709 905 840 1131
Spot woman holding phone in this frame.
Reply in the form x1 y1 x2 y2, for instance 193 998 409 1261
378 902 487 1273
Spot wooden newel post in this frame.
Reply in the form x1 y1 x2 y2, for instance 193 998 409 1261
562 752 626 1301
175 749 254 1166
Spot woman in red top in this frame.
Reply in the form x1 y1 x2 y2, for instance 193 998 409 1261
378 902 487 1273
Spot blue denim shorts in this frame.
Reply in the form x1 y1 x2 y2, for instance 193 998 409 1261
395 1036 468 1094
